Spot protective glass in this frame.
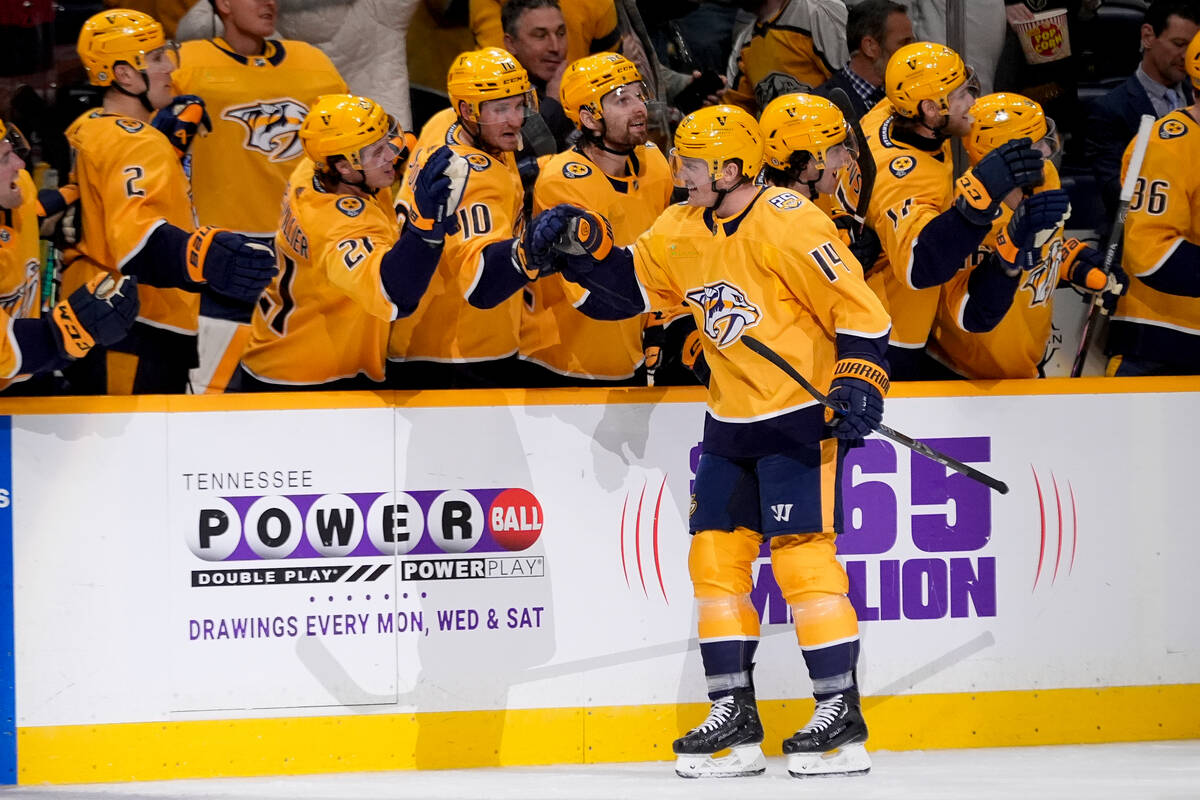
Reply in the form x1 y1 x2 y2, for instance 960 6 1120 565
359 115 404 171
479 91 539 126
602 81 649 114
669 148 711 188
1033 116 1061 164
146 40 180 71
961 65 982 99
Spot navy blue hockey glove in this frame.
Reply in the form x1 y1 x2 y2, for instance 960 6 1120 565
955 138 1045 225
833 215 882 274
151 95 211 160
516 204 590 278
49 274 139 358
825 357 889 442
993 189 1072 271
409 145 464 245
1063 238 1127 314
186 226 277 304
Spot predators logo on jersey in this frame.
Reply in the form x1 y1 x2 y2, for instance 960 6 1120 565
1023 238 1067 305
336 196 365 217
889 155 916 178
1159 119 1187 140
686 281 761 348
563 162 592 179
223 98 308 162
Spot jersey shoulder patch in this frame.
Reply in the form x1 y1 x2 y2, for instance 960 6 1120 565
1159 117 1189 140
562 161 593 179
335 196 366 217
766 190 803 210
888 155 916 179
114 118 145 134
463 152 492 172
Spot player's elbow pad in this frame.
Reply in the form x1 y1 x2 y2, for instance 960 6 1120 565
1138 240 1200 298
910 208 993 290
566 251 646 320
380 229 443 319
122 222 195 289
960 255 1019 333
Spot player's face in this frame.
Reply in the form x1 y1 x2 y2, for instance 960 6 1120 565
142 43 179 109
477 95 528 153
358 134 402 190
670 152 721 206
813 142 855 195
0 140 23 210
599 81 649 148
942 82 976 138
503 6 567 84
219 0 277 40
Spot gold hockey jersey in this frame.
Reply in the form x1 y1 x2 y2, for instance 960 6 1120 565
173 37 347 237
723 0 848 113
65 109 199 335
0 170 43 320
930 165 1067 379
1110 110 1200 357
241 160 397 385
525 143 672 379
630 187 890 423
391 116 525 363
859 101 955 349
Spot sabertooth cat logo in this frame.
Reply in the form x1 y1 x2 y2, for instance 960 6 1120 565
223 98 309 162
685 281 761 348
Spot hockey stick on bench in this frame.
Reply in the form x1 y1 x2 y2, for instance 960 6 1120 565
741 335 1010 495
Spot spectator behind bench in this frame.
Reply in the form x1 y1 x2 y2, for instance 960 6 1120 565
1085 0 1199 223
816 0 915 121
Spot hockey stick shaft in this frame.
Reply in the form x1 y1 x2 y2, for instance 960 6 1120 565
1069 114 1155 377
741 335 1010 495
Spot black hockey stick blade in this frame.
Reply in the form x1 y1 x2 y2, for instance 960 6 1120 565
741 335 1010 495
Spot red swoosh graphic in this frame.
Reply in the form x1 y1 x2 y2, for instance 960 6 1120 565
652 475 668 604
1069 481 1078 575
619 493 630 589
634 482 648 597
1032 466 1046 591
1051 473 1064 584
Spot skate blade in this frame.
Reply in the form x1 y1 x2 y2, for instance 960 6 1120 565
675 744 767 778
787 742 871 778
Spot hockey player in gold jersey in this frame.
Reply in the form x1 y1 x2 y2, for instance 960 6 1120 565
517 52 672 385
929 93 1123 379
161 0 347 393
861 42 1047 379
0 118 140 383
723 0 849 114
1107 31 1200 376
539 106 891 779
391 47 541 388
63 9 276 394
236 95 455 390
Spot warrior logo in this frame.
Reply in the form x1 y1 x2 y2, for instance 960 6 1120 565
685 281 761 348
223 98 309 162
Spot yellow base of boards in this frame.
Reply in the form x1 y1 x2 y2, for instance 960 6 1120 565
17 683 1200 784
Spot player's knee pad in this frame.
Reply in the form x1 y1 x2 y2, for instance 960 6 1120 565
788 592 859 649
769 533 849 603
689 528 762 640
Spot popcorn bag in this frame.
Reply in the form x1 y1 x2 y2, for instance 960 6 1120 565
1014 8 1072 65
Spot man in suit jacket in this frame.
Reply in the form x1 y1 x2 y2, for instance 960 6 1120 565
1085 0 1198 221
816 0 915 121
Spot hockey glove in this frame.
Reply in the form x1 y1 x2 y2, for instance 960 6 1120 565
36 184 81 246
825 357 889 442
48 274 139 359
954 138 1045 225
186 226 277 304
833 215 882 274
993 189 1072 272
1062 238 1127 314
151 95 211 160
517 204 594 278
409 145 465 246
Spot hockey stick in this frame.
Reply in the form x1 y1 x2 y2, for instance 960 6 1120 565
1069 114 1155 377
741 334 1010 495
824 87 876 231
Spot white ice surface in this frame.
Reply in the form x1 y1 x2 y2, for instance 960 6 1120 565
2 742 1198 799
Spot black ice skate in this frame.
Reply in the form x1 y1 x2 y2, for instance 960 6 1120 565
672 687 766 778
782 688 871 777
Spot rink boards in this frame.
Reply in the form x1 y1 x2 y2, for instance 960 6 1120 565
1 377 1198 783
